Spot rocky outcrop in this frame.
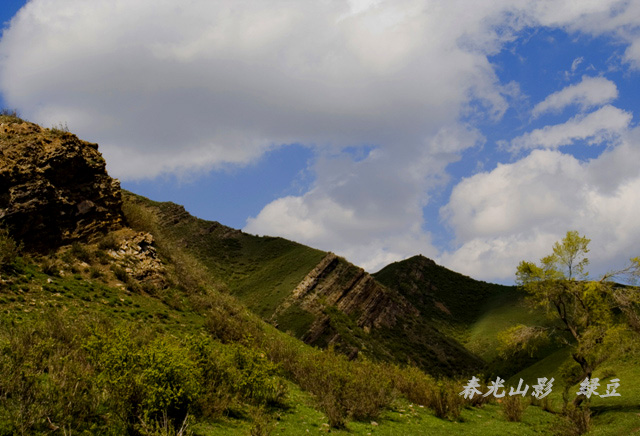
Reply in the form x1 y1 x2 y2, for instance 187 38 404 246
0 116 123 249
108 232 166 286
276 252 418 336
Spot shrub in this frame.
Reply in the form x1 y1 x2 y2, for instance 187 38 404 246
501 394 526 422
559 403 591 435
343 358 393 421
0 313 107 435
98 233 121 251
111 264 129 282
71 241 92 263
89 266 102 278
1 108 16 116
188 337 287 419
49 121 70 134
0 227 20 272
428 379 463 421
249 407 275 436
204 305 249 343
86 328 201 434
388 364 435 407
95 248 111 264
41 257 60 276
0 108 21 120
287 347 393 428
530 394 553 412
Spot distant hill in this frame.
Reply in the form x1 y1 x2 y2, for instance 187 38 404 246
373 255 516 334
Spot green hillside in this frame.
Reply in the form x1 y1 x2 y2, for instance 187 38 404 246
374 255 515 332
125 193 326 317
122 192 484 376
374 255 568 378
1 113 638 434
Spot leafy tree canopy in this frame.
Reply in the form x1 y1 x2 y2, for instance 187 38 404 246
502 231 640 403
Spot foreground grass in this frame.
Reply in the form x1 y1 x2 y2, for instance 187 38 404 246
195 384 561 436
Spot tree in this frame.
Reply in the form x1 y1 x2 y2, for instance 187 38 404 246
506 231 640 404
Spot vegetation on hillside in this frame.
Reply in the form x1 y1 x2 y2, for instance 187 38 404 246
504 232 640 405
121 192 483 376
1 113 639 435
2 206 640 434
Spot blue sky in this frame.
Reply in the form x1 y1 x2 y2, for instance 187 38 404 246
2 1 640 283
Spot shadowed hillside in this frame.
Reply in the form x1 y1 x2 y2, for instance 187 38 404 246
374 255 516 332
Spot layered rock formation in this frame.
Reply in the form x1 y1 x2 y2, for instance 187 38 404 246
0 116 123 249
277 252 418 333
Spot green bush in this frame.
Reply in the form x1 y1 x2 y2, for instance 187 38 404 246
428 379 463 421
0 314 108 435
86 327 201 434
287 347 393 428
559 403 591 435
0 227 20 272
388 364 435 407
190 337 287 415
70 241 92 263
501 394 526 422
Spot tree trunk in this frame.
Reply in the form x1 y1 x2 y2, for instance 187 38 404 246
572 353 592 406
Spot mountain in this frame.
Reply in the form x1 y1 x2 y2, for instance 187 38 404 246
123 192 484 375
373 255 516 335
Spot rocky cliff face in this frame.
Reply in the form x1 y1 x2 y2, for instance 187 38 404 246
277 252 418 333
0 116 123 249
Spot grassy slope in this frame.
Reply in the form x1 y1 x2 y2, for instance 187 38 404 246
1 254 634 435
125 193 484 376
124 192 326 318
506 347 640 435
196 384 561 436
373 255 515 338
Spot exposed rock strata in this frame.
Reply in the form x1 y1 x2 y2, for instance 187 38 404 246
277 252 419 342
0 117 123 249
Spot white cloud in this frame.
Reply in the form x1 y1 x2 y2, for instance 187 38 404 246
442 150 585 241
441 127 640 281
532 76 618 118
571 57 584 73
246 124 484 272
0 0 509 180
2 0 640 278
509 105 631 151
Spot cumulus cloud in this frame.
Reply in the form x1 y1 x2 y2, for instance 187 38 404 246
0 0 509 180
2 0 640 278
531 76 618 118
441 127 640 281
246 124 484 271
509 105 631 151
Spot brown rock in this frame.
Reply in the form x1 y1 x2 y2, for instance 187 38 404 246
0 117 123 249
109 232 166 286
